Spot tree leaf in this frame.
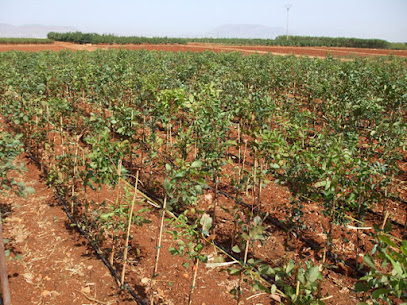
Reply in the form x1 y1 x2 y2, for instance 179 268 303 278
228 268 241 276
354 282 369 292
307 266 321 283
363 255 376 269
383 252 403 276
259 264 275 276
232 245 241 253
169 247 178 256
163 179 171 193
378 235 397 248
100 212 114 220
191 160 203 169
315 180 326 188
200 213 212 236
269 163 280 169
401 241 407 256
372 288 390 299
25 187 35 194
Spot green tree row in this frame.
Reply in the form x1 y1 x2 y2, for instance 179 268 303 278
47 31 396 49
0 38 54 44
47 31 187 45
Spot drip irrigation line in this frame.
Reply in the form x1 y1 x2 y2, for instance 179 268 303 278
24 148 147 305
116 129 375 277
121 175 286 293
213 188 367 276
17 127 284 300
8 115 397 292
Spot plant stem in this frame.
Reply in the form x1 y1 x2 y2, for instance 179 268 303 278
71 135 80 214
257 163 263 213
0 212 11 305
109 160 123 266
212 175 219 238
237 238 250 305
121 171 139 286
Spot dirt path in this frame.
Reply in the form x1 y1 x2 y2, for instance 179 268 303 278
0 41 406 58
0 155 134 305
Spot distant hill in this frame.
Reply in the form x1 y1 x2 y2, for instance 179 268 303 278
206 24 285 39
0 24 78 38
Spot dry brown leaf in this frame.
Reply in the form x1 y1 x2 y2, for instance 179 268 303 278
81 286 91 294
270 294 281 302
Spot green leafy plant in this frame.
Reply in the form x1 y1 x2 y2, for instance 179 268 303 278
168 211 211 305
355 223 407 305
0 132 34 198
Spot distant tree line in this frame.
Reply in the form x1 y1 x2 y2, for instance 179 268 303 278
47 31 395 49
47 32 187 45
272 35 390 49
0 38 54 44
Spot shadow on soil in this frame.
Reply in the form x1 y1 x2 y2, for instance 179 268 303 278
62 216 149 301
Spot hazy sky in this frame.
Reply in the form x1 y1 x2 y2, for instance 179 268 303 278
1 0 407 41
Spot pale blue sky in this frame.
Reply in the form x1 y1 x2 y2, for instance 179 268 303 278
1 0 407 41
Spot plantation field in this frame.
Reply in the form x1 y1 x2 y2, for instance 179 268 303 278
0 49 406 305
1 41 407 58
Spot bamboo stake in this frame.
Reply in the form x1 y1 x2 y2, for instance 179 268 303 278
237 122 241 185
150 196 167 305
381 210 389 231
60 116 64 157
109 160 123 266
121 171 139 286
188 258 199 305
355 194 363 269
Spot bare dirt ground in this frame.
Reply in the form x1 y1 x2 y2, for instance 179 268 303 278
0 154 278 305
0 41 406 58
0 154 135 305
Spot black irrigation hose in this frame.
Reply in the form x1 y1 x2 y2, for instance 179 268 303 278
120 131 368 276
9 114 392 290
25 150 147 305
214 188 367 276
221 150 407 232
25 145 285 295
132 182 285 292
2 116 320 293
16 119 283 299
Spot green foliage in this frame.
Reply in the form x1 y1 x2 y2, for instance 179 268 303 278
46 32 393 49
273 35 390 49
0 38 54 44
84 128 130 190
168 212 210 264
164 159 206 210
0 132 34 198
47 31 188 45
355 224 407 304
0 48 406 304
256 260 325 304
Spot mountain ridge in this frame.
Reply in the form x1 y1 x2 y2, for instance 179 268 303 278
0 24 78 38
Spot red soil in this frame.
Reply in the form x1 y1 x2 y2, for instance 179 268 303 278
1 41 406 58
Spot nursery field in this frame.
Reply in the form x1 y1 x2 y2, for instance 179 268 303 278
0 49 406 305
1 41 407 58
